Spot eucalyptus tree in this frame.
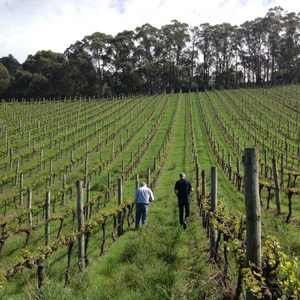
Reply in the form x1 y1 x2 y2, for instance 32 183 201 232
187 26 199 91
263 7 284 84
152 33 165 93
134 23 160 94
159 20 190 92
280 11 300 83
252 18 267 84
64 40 85 59
0 63 11 96
231 26 244 86
158 22 177 92
0 54 21 76
240 20 256 85
64 42 99 96
241 18 269 85
210 23 237 88
110 30 136 95
67 53 99 96
176 46 192 92
82 32 113 97
195 23 215 90
9 69 36 98
23 50 68 97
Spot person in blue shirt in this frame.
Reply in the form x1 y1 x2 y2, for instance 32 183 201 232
174 172 193 229
134 182 154 229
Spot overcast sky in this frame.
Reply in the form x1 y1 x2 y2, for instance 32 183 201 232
0 0 299 64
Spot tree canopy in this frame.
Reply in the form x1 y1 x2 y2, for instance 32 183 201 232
1 6 300 99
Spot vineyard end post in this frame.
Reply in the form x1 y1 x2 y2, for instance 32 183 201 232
243 148 261 300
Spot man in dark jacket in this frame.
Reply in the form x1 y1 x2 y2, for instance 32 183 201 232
174 172 193 229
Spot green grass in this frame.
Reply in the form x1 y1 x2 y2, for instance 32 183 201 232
27 93 232 299
2 88 300 299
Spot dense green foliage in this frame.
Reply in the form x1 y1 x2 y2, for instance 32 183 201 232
1 6 300 99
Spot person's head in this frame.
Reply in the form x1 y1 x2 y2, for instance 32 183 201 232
179 172 185 178
141 182 147 187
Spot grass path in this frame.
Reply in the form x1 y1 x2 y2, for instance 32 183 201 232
3 90 300 300
32 93 218 300
6 92 300 300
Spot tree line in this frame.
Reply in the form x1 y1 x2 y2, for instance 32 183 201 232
0 6 299 99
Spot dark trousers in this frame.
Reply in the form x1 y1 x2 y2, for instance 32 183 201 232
178 198 190 225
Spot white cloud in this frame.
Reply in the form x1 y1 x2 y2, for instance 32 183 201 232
0 0 299 63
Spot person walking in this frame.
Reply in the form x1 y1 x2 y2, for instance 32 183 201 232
134 182 154 229
174 172 193 229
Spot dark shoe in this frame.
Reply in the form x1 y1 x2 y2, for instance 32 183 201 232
183 221 187 230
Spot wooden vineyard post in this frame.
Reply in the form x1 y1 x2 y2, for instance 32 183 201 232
107 173 111 202
222 149 225 169
237 158 241 190
84 156 88 187
196 162 199 206
37 258 45 289
40 149 43 171
118 178 123 236
64 126 67 142
4 128 7 147
20 172 23 205
243 148 261 300
76 181 85 271
49 131 53 149
70 151 73 172
147 167 150 187
28 130 30 147
9 148 13 170
201 170 206 227
264 150 267 178
15 160 19 186
28 189 32 227
272 158 281 214
285 135 288 166
62 174 66 205
228 154 231 180
43 126 46 141
210 167 217 260
49 160 52 187
85 182 90 220
45 191 50 245
97 133 100 152
280 154 284 186
135 174 139 190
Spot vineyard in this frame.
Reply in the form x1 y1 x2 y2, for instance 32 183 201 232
1 85 300 299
